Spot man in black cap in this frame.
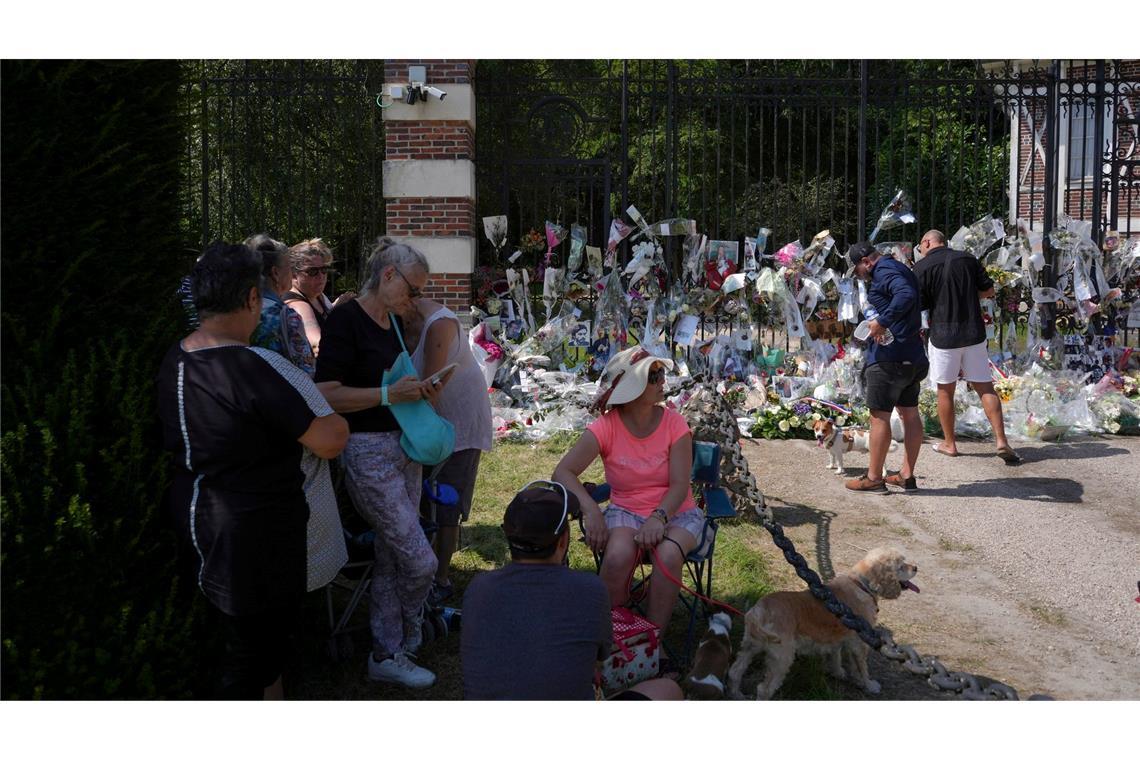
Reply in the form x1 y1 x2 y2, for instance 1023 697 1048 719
846 242 928 494
460 481 682 700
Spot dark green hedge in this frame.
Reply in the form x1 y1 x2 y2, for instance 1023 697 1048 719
1 61 204 698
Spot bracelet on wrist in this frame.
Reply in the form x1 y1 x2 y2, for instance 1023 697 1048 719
651 508 669 525
380 386 390 407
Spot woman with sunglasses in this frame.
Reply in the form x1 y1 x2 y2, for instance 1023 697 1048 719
553 346 700 643
315 236 444 690
246 233 316 376
284 238 356 357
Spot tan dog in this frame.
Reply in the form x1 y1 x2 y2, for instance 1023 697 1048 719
727 547 919 700
811 419 897 477
683 612 733 699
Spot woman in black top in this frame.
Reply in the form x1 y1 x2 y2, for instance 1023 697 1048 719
284 238 356 357
157 242 348 699
315 237 445 690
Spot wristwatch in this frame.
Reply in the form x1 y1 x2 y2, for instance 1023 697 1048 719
650 508 669 525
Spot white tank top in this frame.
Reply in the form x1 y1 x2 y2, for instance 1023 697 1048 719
410 306 493 453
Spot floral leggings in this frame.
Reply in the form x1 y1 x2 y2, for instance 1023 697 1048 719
342 432 438 657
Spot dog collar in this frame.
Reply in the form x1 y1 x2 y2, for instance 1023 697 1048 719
853 574 879 609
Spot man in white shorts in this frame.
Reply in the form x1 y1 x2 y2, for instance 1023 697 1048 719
913 230 1021 463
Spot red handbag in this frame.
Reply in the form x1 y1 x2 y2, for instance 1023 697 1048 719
601 606 661 695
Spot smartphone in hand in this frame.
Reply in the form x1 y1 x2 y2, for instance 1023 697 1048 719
425 362 459 387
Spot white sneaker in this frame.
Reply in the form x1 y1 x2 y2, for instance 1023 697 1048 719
367 652 436 689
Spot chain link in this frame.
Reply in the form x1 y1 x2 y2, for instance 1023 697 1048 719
756 510 1020 700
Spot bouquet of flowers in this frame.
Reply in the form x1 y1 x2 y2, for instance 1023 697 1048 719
519 228 547 258
869 189 916 242
748 401 820 440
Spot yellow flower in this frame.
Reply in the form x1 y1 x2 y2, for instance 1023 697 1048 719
777 420 790 432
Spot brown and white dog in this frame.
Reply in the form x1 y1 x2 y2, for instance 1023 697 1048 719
683 612 733 699
811 418 897 477
727 547 919 700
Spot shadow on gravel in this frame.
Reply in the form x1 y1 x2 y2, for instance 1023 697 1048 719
920 477 1084 503
1014 441 1132 463
766 499 839 581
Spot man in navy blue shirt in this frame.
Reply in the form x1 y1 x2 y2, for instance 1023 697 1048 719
846 242 928 494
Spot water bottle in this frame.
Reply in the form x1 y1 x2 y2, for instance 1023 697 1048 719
856 307 894 346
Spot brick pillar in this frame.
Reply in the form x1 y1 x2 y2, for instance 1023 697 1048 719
383 60 476 314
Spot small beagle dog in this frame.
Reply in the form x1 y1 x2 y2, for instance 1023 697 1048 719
812 418 896 477
684 612 734 699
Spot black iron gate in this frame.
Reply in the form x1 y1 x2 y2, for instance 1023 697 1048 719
475 59 1139 269
180 60 385 286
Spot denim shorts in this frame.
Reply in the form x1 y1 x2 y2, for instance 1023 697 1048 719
603 504 705 542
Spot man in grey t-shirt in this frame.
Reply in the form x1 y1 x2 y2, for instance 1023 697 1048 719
461 483 681 700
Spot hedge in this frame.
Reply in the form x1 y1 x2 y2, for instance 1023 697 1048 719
1 60 204 698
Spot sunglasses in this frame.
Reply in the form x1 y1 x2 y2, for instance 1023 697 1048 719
297 265 330 277
393 267 422 298
521 479 570 536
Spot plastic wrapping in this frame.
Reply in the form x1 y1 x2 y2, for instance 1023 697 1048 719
868 189 916 242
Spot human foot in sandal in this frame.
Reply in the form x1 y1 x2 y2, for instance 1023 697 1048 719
995 445 1022 464
930 442 958 457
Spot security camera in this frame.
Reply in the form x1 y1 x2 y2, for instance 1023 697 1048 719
423 86 447 101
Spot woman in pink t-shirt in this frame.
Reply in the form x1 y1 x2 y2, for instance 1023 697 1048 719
553 347 700 635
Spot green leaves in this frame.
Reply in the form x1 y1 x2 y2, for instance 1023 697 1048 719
1 61 200 698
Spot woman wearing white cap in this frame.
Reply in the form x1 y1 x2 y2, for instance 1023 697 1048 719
554 346 700 642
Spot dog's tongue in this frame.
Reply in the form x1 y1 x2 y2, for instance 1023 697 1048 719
901 580 920 593
816 439 823 448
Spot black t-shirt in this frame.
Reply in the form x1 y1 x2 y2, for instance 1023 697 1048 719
913 246 994 349
461 563 611 700
284 290 329 329
156 343 322 615
314 300 406 433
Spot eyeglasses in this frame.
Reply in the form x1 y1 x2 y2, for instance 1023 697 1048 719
522 479 570 536
297 265 330 277
393 267 422 298
647 366 666 384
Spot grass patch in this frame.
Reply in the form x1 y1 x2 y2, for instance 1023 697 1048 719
291 439 847 700
937 537 975 552
1025 603 1067 628
731 654 846 700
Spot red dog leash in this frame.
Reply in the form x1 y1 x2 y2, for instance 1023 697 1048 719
647 545 747 618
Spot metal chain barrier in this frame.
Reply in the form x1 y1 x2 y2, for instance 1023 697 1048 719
756 504 1021 700
670 376 1022 699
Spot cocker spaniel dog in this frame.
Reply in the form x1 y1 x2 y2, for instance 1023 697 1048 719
727 547 918 700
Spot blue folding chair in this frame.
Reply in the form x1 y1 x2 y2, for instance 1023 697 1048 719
583 439 737 665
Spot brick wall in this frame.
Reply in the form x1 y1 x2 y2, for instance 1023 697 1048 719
385 121 475 160
1014 60 1140 231
384 60 474 85
384 59 476 314
386 197 475 237
421 273 474 309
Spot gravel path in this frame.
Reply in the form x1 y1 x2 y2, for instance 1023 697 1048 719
741 434 1140 700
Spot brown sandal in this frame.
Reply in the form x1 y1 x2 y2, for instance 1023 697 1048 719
996 445 1022 464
